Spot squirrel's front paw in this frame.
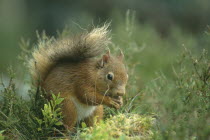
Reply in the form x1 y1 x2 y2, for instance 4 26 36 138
109 97 123 109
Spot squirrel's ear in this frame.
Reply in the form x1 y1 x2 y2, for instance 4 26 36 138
118 49 124 61
104 49 111 63
98 50 111 68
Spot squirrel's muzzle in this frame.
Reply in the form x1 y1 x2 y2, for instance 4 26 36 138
111 86 125 97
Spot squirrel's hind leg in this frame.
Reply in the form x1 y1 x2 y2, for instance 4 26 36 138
62 98 78 131
84 105 104 127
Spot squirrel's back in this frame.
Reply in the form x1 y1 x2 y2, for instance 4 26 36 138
29 25 110 85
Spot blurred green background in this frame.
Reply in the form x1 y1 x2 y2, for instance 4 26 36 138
1 0 210 74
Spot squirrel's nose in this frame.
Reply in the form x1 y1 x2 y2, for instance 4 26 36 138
116 88 125 96
117 92 125 96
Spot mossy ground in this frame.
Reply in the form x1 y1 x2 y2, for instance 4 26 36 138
80 113 156 140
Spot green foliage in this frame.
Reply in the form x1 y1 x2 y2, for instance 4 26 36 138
36 93 64 133
137 49 210 140
0 130 5 140
0 68 65 139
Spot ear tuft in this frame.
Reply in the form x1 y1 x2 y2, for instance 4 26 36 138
106 48 111 56
118 49 124 61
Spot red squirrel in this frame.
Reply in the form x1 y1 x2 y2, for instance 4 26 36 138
29 25 128 130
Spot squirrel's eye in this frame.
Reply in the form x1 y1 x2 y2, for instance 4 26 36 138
107 72 114 81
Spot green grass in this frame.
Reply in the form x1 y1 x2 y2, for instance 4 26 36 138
0 13 210 139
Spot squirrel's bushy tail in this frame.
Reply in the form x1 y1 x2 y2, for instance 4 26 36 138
29 25 110 84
